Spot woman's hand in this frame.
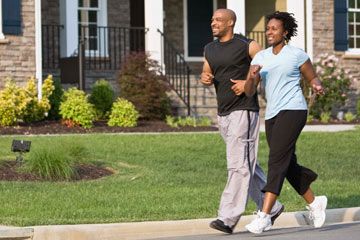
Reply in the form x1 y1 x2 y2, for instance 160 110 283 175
311 79 325 95
249 65 262 79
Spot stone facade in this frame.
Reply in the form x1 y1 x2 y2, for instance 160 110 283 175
41 0 59 25
313 0 360 113
0 0 36 87
164 0 184 53
108 0 130 27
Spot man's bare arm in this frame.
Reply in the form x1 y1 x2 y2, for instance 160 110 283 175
200 58 214 86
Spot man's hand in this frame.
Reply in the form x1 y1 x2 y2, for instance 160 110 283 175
230 79 245 95
200 72 214 86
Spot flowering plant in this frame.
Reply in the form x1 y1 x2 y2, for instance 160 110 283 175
303 53 351 118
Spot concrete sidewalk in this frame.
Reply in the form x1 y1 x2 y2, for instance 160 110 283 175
260 124 358 132
1 207 359 240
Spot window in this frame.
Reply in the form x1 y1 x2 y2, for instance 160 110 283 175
348 0 360 49
78 0 107 55
1 0 22 36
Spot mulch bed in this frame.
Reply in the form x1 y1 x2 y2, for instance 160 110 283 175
0 160 114 182
0 120 218 135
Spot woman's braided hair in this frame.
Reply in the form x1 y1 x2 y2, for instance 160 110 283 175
266 11 298 42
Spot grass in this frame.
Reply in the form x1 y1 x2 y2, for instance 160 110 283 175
0 129 359 226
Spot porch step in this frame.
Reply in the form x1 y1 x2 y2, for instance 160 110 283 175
169 74 218 122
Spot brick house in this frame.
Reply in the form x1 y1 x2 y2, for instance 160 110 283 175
0 0 359 117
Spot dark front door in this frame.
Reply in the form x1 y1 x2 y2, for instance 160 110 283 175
130 0 145 51
187 0 213 57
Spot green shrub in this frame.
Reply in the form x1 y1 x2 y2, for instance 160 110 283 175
59 88 96 128
0 80 27 126
197 116 212 127
108 98 139 127
344 112 356 122
357 98 360 118
165 115 178 128
303 54 351 118
25 147 75 180
22 75 55 123
118 52 171 120
0 76 54 126
307 114 314 123
165 116 212 128
178 116 197 127
89 79 115 119
23 141 89 181
46 78 64 120
320 112 331 123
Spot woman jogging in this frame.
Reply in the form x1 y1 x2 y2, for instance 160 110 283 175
244 11 327 234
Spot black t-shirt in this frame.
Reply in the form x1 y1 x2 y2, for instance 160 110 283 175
204 34 259 116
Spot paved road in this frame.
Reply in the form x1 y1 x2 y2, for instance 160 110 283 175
152 221 360 240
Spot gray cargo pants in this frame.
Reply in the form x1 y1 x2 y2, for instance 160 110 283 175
217 110 281 227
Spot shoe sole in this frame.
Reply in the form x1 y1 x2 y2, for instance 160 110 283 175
271 205 285 225
245 223 271 234
209 222 233 234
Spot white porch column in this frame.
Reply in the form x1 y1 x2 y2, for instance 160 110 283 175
59 0 78 57
227 0 245 35
144 0 163 66
35 0 42 99
287 0 306 50
0 0 5 39
306 0 313 59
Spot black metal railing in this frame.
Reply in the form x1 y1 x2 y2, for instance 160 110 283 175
158 29 191 115
42 24 63 70
79 26 147 70
246 30 267 48
42 25 147 71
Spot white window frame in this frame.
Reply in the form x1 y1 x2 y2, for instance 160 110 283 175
0 0 6 40
78 0 108 57
183 0 217 61
347 0 360 54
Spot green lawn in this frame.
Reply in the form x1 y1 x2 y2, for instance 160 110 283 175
0 129 359 226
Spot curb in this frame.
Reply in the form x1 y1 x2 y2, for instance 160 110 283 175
0 227 33 239
1 207 357 240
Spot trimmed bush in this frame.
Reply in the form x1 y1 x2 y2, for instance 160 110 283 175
89 79 115 119
320 111 331 123
344 112 356 122
0 75 54 126
118 52 171 120
46 78 64 120
0 80 27 126
22 75 55 123
108 98 139 127
59 88 96 128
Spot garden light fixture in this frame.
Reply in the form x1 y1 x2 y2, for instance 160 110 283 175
11 140 31 164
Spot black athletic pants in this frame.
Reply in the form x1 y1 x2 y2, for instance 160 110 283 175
262 110 318 196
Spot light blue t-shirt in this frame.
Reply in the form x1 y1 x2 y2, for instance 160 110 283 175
251 45 309 120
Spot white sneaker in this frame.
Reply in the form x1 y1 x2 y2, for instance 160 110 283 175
307 195 328 228
245 211 272 234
